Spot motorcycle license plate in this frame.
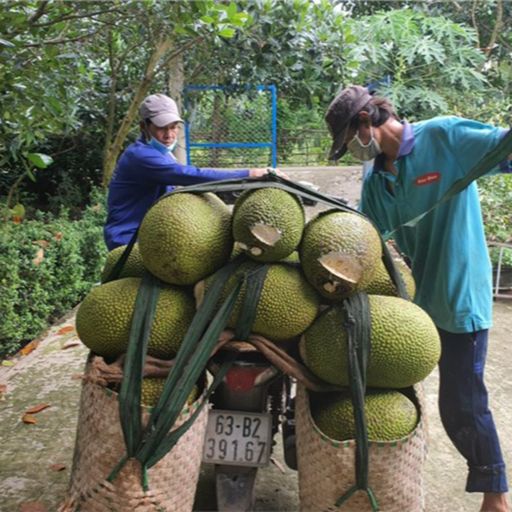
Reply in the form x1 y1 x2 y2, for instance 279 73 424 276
202 410 272 467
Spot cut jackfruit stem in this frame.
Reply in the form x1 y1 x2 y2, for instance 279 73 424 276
250 223 282 246
318 251 362 284
193 280 206 307
250 246 263 256
235 241 248 251
323 281 340 293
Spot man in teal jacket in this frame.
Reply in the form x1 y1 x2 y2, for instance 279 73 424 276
325 85 511 512
105 93 276 250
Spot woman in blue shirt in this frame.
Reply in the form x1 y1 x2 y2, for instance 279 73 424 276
325 85 511 512
104 93 279 250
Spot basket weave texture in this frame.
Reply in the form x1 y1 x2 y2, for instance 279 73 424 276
59 357 208 512
295 383 428 512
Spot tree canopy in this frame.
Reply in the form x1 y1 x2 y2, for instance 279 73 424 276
1 0 510 211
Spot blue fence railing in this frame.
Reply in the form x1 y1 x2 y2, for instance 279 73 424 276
184 84 277 168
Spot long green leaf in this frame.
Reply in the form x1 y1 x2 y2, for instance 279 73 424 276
143 256 244 431
145 358 235 469
234 263 269 340
118 272 160 457
136 279 243 465
336 293 378 511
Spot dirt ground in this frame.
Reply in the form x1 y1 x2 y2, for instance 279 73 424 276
0 166 510 512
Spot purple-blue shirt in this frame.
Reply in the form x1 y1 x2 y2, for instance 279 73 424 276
104 139 250 250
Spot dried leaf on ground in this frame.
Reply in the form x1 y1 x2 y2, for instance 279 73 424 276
57 325 75 336
62 339 81 350
49 463 66 472
25 403 51 414
0 383 6 395
19 502 48 512
22 414 38 424
20 340 39 356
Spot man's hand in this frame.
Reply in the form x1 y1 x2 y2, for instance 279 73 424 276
249 167 289 179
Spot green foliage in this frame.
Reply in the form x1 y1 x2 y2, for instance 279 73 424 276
187 0 350 106
345 9 487 119
0 2 95 163
0 189 108 357
480 174 512 266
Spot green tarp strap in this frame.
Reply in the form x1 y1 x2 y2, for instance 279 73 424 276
380 240 409 301
335 292 379 512
118 271 160 456
137 280 242 468
108 256 246 486
384 128 512 240
156 174 356 215
103 228 139 283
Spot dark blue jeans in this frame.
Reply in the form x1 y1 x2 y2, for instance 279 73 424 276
438 328 508 493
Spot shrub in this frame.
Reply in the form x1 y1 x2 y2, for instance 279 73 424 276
480 174 512 267
0 188 108 357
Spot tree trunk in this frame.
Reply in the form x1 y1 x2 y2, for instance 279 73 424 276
168 52 186 165
102 37 173 187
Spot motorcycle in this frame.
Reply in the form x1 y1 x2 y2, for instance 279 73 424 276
203 342 297 512
202 181 347 511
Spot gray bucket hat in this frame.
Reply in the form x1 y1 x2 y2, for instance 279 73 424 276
325 85 373 160
139 93 183 127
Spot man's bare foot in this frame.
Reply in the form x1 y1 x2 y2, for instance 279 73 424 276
480 492 510 512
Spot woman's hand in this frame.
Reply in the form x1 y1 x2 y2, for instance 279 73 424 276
249 167 289 179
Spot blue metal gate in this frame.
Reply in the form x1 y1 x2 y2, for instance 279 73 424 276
184 85 277 168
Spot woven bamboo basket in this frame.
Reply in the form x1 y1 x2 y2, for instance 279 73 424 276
295 383 428 512
59 357 208 512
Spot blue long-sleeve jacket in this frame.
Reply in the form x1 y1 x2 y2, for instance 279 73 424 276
104 139 250 250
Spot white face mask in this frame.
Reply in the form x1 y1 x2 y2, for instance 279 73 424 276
149 136 177 154
347 126 381 161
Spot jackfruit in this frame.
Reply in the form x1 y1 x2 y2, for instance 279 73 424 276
196 260 320 342
100 243 145 283
299 211 382 301
312 389 418 441
232 187 305 262
138 192 233 285
363 256 416 299
141 378 199 408
76 277 195 360
300 295 440 388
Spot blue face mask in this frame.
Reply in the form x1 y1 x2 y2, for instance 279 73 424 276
149 137 177 154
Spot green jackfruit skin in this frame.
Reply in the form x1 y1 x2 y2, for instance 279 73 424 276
299 211 382 301
141 378 199 408
313 389 418 442
202 261 321 342
232 188 305 262
100 243 145 283
76 277 195 360
138 192 233 285
363 256 416 299
301 295 441 388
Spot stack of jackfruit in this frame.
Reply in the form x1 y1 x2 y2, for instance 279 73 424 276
76 186 440 430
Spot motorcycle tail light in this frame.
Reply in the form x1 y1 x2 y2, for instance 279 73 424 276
224 366 270 392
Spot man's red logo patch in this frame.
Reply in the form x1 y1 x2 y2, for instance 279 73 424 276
415 172 441 186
